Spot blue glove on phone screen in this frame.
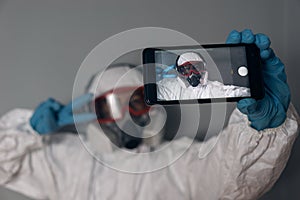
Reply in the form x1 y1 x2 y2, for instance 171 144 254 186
156 65 177 81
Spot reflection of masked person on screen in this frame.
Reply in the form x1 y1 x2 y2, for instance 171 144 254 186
157 52 250 101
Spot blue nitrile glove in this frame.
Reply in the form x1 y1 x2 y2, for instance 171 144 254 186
226 29 290 131
156 65 177 81
30 93 96 134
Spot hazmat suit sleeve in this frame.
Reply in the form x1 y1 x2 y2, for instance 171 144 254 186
181 104 299 200
92 105 299 200
0 105 299 200
157 78 251 101
0 108 96 200
0 109 49 199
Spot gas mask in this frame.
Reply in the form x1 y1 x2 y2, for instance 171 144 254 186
94 86 151 149
176 52 208 87
86 65 166 152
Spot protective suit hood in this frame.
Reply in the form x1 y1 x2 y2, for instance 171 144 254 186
176 52 208 87
87 64 142 97
85 64 166 153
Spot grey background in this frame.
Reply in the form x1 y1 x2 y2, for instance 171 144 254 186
0 0 299 199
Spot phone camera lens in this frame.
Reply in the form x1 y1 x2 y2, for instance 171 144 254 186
238 66 248 77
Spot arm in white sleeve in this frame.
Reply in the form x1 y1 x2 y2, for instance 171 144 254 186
0 109 55 199
1 105 298 200
0 109 95 200
183 104 299 200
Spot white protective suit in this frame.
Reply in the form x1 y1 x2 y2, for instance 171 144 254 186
0 65 299 200
157 77 251 101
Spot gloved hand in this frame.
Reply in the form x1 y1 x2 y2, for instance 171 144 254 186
156 65 177 81
226 29 290 130
30 93 96 134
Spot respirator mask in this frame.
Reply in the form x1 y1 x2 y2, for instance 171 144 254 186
95 86 151 149
86 65 167 151
176 52 208 87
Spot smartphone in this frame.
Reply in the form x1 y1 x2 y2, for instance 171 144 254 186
143 43 264 105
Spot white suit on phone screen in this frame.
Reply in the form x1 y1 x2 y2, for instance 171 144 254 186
157 52 251 101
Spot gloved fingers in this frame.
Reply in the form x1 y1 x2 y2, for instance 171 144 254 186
162 74 177 78
261 50 290 108
244 106 270 131
246 97 288 131
237 98 258 115
226 30 241 44
249 119 268 131
30 102 48 128
59 113 96 126
227 30 269 48
267 83 290 113
73 113 97 124
255 33 271 50
48 98 62 111
248 103 284 131
242 31 290 109
254 33 273 62
63 93 94 113
41 98 62 111
227 30 271 57
255 36 282 68
34 98 60 115
268 109 287 128
263 49 283 66
33 109 59 134
42 110 59 134
241 29 255 44
57 115 73 126
72 93 94 110
30 98 62 128
260 48 272 60
251 32 290 108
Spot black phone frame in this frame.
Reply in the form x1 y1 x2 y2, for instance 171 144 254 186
143 43 264 105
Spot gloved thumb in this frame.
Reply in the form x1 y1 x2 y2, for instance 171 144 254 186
237 98 257 115
226 30 241 44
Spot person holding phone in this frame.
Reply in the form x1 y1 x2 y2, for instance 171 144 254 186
0 29 298 200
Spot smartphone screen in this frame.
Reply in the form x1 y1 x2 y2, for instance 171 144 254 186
143 44 263 105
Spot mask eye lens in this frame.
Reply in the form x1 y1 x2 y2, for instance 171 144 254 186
177 65 189 75
184 64 192 71
178 63 198 76
194 62 205 71
95 98 113 121
179 62 205 76
129 88 149 114
95 87 150 123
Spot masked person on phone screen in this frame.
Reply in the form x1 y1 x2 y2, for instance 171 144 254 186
157 51 251 101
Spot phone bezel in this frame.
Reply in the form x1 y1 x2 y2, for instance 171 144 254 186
143 43 264 105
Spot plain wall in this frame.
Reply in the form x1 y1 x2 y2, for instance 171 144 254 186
0 0 299 199
261 0 300 199
0 0 287 115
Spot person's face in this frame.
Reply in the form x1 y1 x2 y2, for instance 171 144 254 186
176 61 207 87
94 87 151 149
176 61 205 77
